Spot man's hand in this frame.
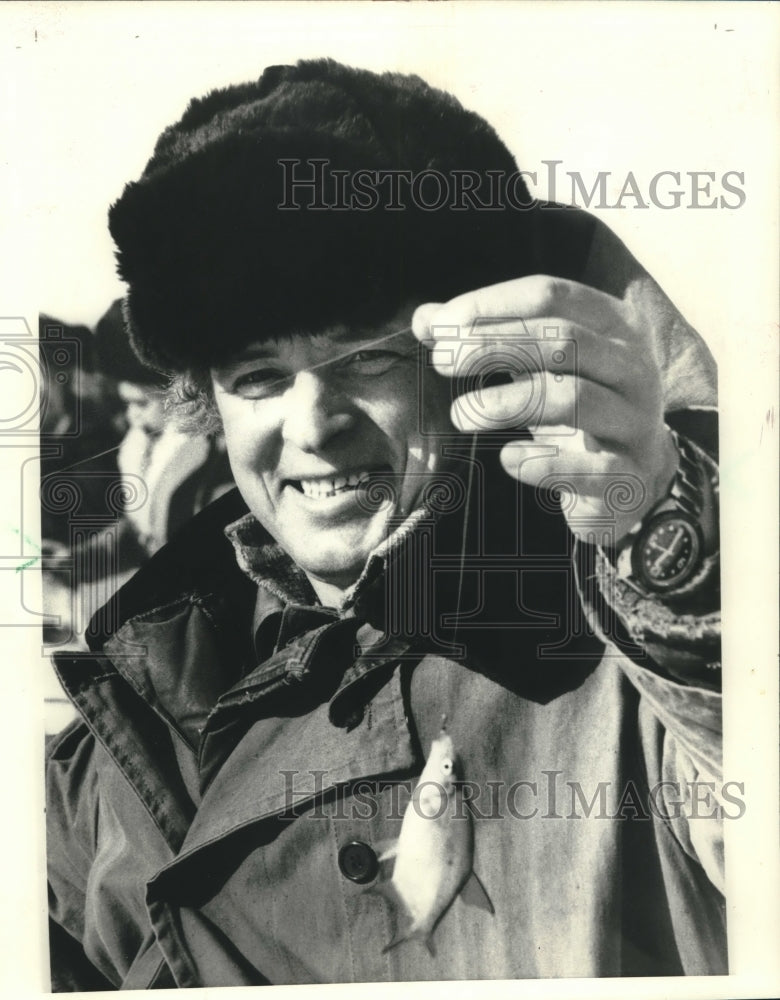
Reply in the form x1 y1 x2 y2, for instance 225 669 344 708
412 275 680 544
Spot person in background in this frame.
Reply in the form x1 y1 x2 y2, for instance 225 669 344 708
39 313 125 657
42 303 233 655
39 314 125 550
93 299 234 564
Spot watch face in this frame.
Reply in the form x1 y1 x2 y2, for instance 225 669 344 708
633 511 703 592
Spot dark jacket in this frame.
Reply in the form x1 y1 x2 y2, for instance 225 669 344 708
47 446 725 988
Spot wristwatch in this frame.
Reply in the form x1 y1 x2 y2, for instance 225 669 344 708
615 430 713 596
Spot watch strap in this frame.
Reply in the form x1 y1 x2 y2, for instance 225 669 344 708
667 429 705 518
615 428 711 596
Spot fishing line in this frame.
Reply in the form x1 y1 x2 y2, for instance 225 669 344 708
43 327 421 475
270 321 480 662
452 431 478 654
44 442 123 475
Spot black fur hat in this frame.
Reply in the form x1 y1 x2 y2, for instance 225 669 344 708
94 299 167 386
109 59 534 373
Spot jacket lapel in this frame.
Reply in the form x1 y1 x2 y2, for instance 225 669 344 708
146 661 420 906
53 651 196 852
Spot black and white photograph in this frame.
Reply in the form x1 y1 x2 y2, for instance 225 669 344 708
1 3 777 997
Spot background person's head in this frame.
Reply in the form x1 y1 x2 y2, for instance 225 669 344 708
94 298 169 436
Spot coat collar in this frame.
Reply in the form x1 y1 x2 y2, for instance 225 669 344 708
79 446 572 757
85 486 257 652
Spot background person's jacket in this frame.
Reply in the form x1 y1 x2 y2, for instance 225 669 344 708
45 207 724 988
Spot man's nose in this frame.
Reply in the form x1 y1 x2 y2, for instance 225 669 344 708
281 370 355 451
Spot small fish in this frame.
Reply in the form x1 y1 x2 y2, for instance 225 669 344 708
369 719 493 955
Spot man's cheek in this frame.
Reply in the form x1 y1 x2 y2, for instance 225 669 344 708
223 418 263 464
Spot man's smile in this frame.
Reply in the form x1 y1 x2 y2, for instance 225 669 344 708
288 469 377 500
210 317 453 592
284 465 392 501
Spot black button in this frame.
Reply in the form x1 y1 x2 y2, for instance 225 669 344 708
338 841 378 884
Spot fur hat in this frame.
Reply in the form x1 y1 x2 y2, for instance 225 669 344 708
94 299 168 386
109 59 534 373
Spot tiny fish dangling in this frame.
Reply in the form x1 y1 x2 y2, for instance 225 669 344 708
367 721 493 956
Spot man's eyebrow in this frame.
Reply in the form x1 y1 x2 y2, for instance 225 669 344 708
219 345 277 365
217 326 415 373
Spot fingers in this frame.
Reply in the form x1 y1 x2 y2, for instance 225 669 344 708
500 438 634 483
450 373 648 446
411 276 668 524
423 320 638 396
413 275 632 344
411 302 442 340
498 439 664 538
412 274 656 404
412 276 661 445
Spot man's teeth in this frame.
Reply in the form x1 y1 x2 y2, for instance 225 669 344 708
298 471 372 499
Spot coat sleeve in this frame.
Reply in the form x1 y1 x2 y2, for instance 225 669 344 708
46 719 114 992
574 441 725 893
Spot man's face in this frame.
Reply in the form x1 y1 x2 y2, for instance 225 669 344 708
211 313 453 591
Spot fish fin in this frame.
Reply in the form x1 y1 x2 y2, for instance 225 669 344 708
459 870 495 914
376 839 398 863
424 934 437 958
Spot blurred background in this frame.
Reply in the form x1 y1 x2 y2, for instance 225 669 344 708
38 304 233 731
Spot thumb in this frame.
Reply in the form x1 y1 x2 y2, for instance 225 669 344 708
411 302 443 342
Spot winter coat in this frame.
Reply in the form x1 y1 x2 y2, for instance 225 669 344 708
46 208 725 988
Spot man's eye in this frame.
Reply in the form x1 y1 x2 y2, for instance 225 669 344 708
343 350 402 375
232 369 288 397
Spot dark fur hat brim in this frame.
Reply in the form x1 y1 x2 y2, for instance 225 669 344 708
92 298 167 385
109 59 533 372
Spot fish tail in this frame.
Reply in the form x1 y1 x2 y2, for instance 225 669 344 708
381 927 436 957
380 933 405 955
368 881 411 954
364 879 397 903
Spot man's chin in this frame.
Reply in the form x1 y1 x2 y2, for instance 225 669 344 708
271 491 408 592
286 530 387 593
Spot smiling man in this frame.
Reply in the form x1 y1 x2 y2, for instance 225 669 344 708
210 319 453 602
46 59 724 989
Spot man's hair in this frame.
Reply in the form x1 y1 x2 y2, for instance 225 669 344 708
165 368 221 435
108 58 534 376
